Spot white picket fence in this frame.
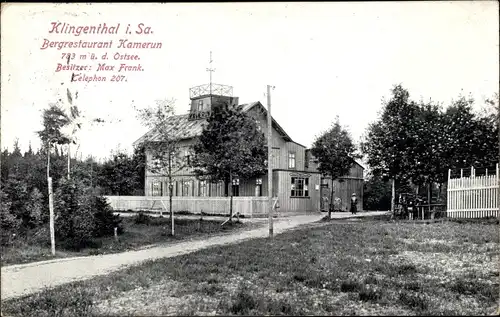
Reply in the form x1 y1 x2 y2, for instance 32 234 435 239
447 164 499 218
104 196 269 218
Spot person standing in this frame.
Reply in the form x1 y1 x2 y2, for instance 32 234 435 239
350 193 358 214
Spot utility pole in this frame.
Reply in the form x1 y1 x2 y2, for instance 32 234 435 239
267 85 274 238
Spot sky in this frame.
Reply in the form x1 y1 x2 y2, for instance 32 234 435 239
1 2 498 161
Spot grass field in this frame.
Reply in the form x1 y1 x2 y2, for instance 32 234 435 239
1 215 249 266
1 217 498 316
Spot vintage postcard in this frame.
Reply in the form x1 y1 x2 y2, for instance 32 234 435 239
1 2 499 316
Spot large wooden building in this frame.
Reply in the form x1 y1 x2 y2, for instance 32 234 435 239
134 83 364 213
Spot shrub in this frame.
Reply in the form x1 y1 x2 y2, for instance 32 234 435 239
134 211 151 225
0 189 21 246
54 178 94 249
54 179 123 250
91 195 123 237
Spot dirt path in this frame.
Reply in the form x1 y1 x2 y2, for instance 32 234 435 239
1 211 388 301
1 214 322 301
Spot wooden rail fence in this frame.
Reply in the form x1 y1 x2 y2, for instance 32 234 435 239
446 164 499 218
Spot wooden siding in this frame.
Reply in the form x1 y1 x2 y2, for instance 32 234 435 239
347 162 364 179
146 175 271 198
141 102 358 216
145 138 198 178
322 177 364 211
247 107 306 171
274 170 322 213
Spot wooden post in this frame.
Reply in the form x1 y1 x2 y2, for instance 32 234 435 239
497 163 499 221
447 169 451 217
229 171 233 224
426 183 430 220
48 177 55 256
267 85 273 238
114 227 118 242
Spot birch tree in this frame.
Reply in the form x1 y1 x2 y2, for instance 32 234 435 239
135 98 183 236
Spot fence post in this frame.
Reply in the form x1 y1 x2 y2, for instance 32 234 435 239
497 163 499 220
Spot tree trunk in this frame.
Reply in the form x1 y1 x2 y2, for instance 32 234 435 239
329 178 335 220
47 144 55 256
229 170 233 224
426 182 431 220
67 143 71 180
391 178 395 215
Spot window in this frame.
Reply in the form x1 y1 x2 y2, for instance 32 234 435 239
288 152 296 169
232 178 240 197
184 149 191 166
256 178 263 196
255 119 261 131
152 181 163 196
198 100 204 112
182 180 193 196
199 180 207 197
291 177 309 197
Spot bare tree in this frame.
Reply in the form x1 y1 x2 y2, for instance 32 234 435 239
135 99 185 236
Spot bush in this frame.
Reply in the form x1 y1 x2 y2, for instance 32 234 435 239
0 189 21 246
134 211 151 225
2 174 30 226
54 178 93 249
25 188 44 227
91 195 123 237
54 178 123 250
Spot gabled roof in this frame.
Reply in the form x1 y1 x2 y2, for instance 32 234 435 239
133 101 294 146
304 150 366 170
239 101 293 142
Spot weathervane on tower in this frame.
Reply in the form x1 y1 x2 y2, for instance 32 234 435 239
206 51 215 97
